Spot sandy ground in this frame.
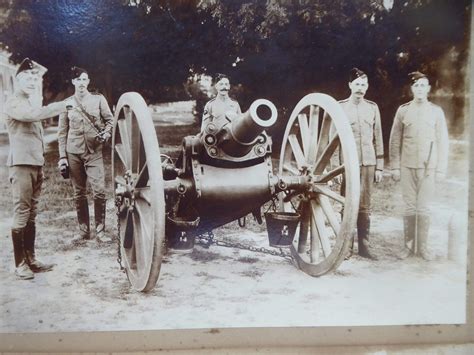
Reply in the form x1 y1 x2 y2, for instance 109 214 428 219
0 125 468 333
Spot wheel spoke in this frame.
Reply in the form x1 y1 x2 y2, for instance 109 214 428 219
115 143 130 171
314 134 340 175
288 134 306 170
298 201 310 253
283 163 300 176
297 113 310 156
136 187 151 206
131 116 141 174
316 164 344 183
123 208 134 249
307 105 320 166
310 200 331 257
132 210 146 273
313 184 345 205
135 160 149 188
309 210 320 263
318 195 341 235
115 175 127 187
117 117 132 167
134 199 153 249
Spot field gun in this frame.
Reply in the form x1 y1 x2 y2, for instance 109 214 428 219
112 92 360 291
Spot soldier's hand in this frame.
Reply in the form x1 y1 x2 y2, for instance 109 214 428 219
375 170 383 183
100 131 111 143
391 169 401 182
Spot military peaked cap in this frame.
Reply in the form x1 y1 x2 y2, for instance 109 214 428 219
214 73 230 85
349 67 367 82
16 58 37 76
408 71 428 84
71 66 88 80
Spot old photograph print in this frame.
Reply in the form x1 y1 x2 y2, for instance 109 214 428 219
0 0 471 332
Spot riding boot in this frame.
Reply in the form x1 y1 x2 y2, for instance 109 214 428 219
24 221 54 272
417 214 432 260
72 198 91 243
357 212 378 260
400 215 416 259
11 228 34 280
95 197 111 243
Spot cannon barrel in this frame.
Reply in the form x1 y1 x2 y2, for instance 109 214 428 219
214 99 278 158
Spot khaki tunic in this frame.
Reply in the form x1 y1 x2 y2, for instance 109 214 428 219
5 93 65 166
339 98 384 170
57 93 113 158
57 92 113 201
5 92 66 228
336 98 384 216
201 96 241 131
389 101 448 173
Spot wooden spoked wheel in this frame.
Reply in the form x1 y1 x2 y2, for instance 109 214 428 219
112 92 166 292
279 93 360 276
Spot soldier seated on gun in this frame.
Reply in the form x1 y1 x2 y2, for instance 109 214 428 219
5 58 69 280
201 73 242 132
57 66 114 244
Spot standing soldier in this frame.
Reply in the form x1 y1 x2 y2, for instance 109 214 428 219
57 67 113 243
335 68 384 259
5 58 68 279
389 72 449 260
201 73 241 131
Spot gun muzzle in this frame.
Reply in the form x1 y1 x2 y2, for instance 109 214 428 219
230 99 278 145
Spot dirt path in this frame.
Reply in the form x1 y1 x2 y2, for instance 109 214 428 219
0 204 467 332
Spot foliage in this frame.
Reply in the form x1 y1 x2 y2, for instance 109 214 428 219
0 0 470 137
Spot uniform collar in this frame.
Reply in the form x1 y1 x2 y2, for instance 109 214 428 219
348 95 364 105
74 91 91 103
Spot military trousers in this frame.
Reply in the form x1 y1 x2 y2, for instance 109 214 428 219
67 150 106 200
401 166 435 216
342 165 375 214
359 165 375 214
9 165 43 229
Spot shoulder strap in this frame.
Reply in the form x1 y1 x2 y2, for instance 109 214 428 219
73 96 101 134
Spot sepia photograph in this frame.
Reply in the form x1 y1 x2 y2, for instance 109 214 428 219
0 0 471 349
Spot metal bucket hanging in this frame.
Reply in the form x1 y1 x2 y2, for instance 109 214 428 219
264 212 300 247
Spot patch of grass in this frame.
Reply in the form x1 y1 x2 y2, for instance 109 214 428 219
237 256 259 264
188 248 232 263
240 269 264 278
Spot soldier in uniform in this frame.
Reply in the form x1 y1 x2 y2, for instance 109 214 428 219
335 68 384 259
57 67 113 243
201 74 241 131
5 58 68 279
389 72 449 260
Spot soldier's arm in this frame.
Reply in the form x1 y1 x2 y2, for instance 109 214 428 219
327 112 340 168
57 111 69 159
374 105 384 170
99 95 114 134
389 107 403 171
201 102 211 131
435 108 449 175
5 98 67 122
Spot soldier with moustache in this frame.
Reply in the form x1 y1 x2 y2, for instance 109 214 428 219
335 68 384 259
201 74 241 131
57 67 113 243
389 72 449 260
5 58 69 280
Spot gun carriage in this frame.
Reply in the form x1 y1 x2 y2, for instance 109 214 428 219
112 92 360 291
